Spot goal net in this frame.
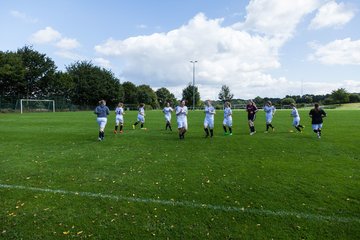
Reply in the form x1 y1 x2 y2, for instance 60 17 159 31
19 99 55 114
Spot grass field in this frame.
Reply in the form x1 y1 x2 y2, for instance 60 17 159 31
1 109 359 239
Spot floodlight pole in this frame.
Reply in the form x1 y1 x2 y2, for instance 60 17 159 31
190 60 197 110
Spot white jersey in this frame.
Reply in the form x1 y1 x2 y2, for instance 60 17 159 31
264 105 275 123
137 107 145 122
115 107 124 116
163 107 173 121
291 107 300 126
176 106 188 120
176 105 188 129
224 107 232 120
115 107 124 124
204 105 215 128
204 106 215 120
291 107 299 118
223 107 232 127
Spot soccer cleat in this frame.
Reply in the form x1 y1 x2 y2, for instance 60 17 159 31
272 128 275 132
119 130 123 134
264 131 268 133
250 131 256 135
132 125 135 130
229 133 233 136
114 130 117 134
98 137 102 141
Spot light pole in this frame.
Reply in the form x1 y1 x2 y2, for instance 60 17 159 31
190 60 197 110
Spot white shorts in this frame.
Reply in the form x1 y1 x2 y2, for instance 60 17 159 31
223 118 232 127
97 117 107 129
177 119 188 129
312 123 323 130
204 118 214 129
292 117 300 127
165 115 171 122
137 115 145 123
115 116 124 125
266 115 273 124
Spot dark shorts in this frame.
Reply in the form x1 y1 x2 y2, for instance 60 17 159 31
248 114 256 122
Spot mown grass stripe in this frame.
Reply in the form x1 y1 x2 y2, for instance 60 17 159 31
1 183 359 224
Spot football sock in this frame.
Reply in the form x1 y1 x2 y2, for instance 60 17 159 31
169 124 172 131
295 126 301 132
318 129 321 136
134 121 139 126
313 129 318 134
141 123 144 128
223 125 227 133
98 131 102 138
210 129 213 137
250 126 255 132
204 128 209 136
229 127 232 133
266 124 269 131
115 126 118 131
269 124 274 129
120 125 123 131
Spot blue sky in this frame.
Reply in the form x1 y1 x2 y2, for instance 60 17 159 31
1 0 359 99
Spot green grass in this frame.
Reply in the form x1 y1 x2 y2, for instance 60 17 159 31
1 109 359 239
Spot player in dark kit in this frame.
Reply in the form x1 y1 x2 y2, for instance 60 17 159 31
246 100 258 135
309 103 327 139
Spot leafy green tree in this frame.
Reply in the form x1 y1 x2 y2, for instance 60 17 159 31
122 81 138 104
182 83 200 109
281 97 296 106
349 93 360 103
218 85 234 102
17 46 57 98
66 61 122 106
137 84 159 109
0 51 26 97
253 96 264 106
155 87 177 107
331 88 349 104
41 71 75 99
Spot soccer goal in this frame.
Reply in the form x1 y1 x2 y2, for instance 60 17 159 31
19 99 55 114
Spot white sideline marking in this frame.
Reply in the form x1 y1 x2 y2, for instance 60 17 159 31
1 184 359 224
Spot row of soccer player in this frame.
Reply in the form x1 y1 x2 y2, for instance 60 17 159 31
94 99 326 141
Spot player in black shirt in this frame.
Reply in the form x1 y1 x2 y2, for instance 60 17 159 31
309 103 327 138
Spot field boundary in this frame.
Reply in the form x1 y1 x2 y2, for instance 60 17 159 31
1 183 359 224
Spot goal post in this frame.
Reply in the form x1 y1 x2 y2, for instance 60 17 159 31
20 99 55 114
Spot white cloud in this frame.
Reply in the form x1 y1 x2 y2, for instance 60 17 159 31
10 10 38 23
94 1 358 99
95 13 285 98
55 38 80 50
309 1 355 29
30 26 62 44
94 58 111 69
232 0 324 40
308 38 360 65
55 51 85 61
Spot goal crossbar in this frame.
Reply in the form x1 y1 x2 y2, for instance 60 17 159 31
20 99 55 114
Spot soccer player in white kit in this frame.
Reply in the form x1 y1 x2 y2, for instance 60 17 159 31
163 102 173 131
204 100 216 138
114 102 125 134
175 100 188 139
290 103 304 132
223 101 233 136
263 101 276 133
132 103 146 129
94 100 110 141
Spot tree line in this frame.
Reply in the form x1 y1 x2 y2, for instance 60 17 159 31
1 46 359 110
